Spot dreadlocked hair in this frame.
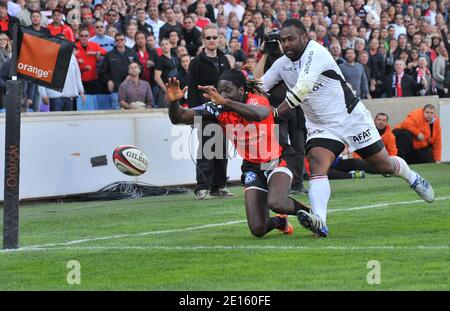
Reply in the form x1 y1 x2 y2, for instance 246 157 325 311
219 69 266 96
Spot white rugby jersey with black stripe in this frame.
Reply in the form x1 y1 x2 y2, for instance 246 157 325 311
261 40 359 127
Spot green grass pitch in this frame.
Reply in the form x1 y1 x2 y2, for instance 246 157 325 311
1 163 449 290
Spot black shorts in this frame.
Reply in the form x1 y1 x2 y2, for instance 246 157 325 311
241 155 295 192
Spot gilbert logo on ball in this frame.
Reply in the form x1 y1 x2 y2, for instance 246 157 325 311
112 145 148 176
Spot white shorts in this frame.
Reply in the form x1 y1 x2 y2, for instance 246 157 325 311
305 102 382 154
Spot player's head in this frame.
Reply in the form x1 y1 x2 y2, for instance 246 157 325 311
280 19 308 61
218 69 261 102
374 113 389 130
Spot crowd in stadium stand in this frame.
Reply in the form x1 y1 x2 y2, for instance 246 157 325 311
0 0 448 112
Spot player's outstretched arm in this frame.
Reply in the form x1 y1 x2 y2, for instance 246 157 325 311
167 78 197 125
199 85 269 122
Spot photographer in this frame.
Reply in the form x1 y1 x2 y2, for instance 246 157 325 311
254 29 308 195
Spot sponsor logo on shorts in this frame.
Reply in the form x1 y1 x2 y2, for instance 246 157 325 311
307 129 325 136
244 172 257 185
353 128 373 144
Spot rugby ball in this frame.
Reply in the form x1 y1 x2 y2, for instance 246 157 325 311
112 145 148 176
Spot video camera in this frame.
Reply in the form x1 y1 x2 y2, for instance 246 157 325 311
262 29 281 54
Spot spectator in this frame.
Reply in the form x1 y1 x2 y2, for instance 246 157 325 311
154 38 179 107
393 105 441 164
145 6 164 46
187 24 230 107
81 12 96 37
0 1 19 39
132 31 158 105
274 10 288 29
339 48 370 100
374 112 398 157
229 36 246 68
182 15 202 57
187 0 216 23
252 11 265 46
105 9 124 34
315 24 329 47
414 56 435 96
385 37 401 76
389 14 406 39
242 54 257 79
330 43 344 65
0 32 9 68
240 20 257 56
167 29 180 56
354 38 366 56
357 51 373 92
71 19 81 41
0 31 9 108
118 61 153 109
223 0 244 22
39 49 85 112
107 26 118 39
217 32 228 53
16 0 48 26
89 19 115 53
125 21 138 49
175 45 188 60
28 10 51 35
135 7 153 37
406 48 420 75
411 32 422 50
47 8 75 41
367 38 385 97
432 43 449 97
0 58 34 111
195 2 211 29
386 59 417 97
93 3 107 22
102 33 133 110
187 24 231 200
76 28 107 95
159 7 182 42
173 53 190 107
418 40 432 66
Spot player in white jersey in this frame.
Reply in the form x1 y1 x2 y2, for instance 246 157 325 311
261 19 435 237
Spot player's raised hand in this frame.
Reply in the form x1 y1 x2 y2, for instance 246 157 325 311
166 78 187 102
198 85 227 105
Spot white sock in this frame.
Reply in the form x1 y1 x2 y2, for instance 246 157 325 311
308 175 330 224
390 156 416 185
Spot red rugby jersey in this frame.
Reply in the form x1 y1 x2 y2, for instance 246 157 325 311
193 93 282 163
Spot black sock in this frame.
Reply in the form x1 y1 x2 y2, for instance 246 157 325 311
268 216 286 231
291 198 310 214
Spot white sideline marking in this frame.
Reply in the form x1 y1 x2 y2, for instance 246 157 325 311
2 245 450 253
23 220 246 249
329 196 450 213
3 196 450 252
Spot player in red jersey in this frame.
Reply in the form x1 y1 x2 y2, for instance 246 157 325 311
167 69 310 238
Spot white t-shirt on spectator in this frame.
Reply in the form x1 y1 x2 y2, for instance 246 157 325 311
145 17 165 47
390 23 406 39
224 3 245 22
7 0 21 17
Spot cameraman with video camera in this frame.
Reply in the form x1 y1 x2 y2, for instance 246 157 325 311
254 29 308 195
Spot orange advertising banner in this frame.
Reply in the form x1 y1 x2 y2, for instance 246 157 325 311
15 26 74 91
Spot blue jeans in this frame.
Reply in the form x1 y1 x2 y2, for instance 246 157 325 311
152 85 159 108
110 92 119 109
50 97 73 111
